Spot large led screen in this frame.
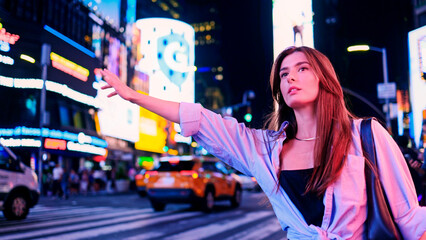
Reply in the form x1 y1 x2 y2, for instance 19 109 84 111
408 25 426 148
135 18 195 103
272 0 314 59
132 18 195 151
82 0 120 30
95 80 140 142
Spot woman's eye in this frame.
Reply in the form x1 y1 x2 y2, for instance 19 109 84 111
299 67 308 72
280 73 288 78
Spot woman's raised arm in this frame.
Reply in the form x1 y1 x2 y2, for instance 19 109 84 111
98 68 180 123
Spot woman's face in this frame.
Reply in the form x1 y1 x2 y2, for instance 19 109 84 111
279 51 320 110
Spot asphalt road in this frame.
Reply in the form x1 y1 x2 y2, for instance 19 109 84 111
0 190 288 240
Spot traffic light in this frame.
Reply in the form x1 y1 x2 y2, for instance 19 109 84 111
244 113 252 122
244 106 252 122
163 146 169 152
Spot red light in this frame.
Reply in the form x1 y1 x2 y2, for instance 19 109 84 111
93 155 106 162
145 171 158 178
168 158 180 165
135 174 144 180
180 170 198 179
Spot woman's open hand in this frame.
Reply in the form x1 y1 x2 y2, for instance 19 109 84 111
96 68 135 101
95 68 180 123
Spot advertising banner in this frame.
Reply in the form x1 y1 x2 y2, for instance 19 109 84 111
135 18 195 103
408 25 426 148
272 0 314 59
132 18 195 150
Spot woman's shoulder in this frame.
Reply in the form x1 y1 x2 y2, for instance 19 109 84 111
350 118 387 133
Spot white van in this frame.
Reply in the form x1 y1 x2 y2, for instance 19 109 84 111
0 142 39 220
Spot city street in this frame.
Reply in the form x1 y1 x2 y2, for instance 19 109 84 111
0 191 288 240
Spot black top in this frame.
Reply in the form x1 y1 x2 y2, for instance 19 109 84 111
280 168 325 227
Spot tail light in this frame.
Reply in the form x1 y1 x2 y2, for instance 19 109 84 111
180 170 198 179
145 171 158 179
251 177 257 182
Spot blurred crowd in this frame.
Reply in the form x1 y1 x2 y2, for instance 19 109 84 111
42 164 138 199
396 134 426 206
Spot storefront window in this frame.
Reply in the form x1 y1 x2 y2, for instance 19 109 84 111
59 105 71 127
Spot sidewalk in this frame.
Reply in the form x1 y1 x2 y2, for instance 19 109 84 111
39 190 138 207
37 191 141 207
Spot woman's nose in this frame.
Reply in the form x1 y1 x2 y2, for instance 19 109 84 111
287 72 296 82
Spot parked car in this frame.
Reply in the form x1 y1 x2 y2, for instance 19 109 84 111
146 155 242 212
231 170 261 192
0 142 39 220
135 169 147 197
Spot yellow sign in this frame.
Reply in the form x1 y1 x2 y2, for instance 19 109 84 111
135 91 168 153
50 52 89 81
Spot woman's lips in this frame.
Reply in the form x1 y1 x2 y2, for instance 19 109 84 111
288 86 300 94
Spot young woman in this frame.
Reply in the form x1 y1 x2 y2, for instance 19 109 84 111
98 46 426 239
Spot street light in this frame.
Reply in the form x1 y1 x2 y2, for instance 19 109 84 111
347 44 392 132
38 43 51 193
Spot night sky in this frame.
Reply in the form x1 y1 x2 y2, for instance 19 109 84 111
215 0 414 131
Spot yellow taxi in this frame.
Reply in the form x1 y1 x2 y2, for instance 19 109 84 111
135 169 147 197
145 155 242 212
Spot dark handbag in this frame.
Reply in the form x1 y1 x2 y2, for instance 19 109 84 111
360 119 402 240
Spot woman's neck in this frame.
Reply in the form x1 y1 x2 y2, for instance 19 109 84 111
294 107 317 139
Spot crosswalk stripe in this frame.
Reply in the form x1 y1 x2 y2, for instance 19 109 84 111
0 207 114 226
32 211 204 240
31 206 77 213
222 217 283 240
0 208 152 233
162 211 274 240
123 210 245 240
30 207 111 217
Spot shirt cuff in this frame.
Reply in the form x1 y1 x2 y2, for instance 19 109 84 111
179 102 202 137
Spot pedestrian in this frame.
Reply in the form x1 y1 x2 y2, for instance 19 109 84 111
61 169 69 199
97 46 426 239
80 169 89 196
69 169 80 196
396 135 424 199
51 163 63 199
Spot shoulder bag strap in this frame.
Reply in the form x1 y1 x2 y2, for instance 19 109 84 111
360 118 402 240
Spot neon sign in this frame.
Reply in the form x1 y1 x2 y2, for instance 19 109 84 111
50 52 90 82
0 40 10 52
44 138 67 150
0 137 106 155
0 53 14 65
0 24 20 45
0 75 98 107
0 126 107 148
0 138 41 147
67 141 106 155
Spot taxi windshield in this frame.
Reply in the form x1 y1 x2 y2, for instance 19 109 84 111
157 160 195 171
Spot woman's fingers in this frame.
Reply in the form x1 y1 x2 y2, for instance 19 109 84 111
96 68 125 98
107 92 118 98
101 84 112 90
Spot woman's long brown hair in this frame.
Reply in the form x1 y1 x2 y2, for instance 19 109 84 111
265 46 354 196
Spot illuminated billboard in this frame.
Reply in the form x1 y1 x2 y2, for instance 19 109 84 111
95 80 140 142
135 92 170 154
132 18 195 150
408 25 426 148
272 0 314 59
135 18 195 103
82 0 120 30
44 25 99 97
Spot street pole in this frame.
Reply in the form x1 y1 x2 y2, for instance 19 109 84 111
347 45 392 132
38 43 51 193
381 48 391 132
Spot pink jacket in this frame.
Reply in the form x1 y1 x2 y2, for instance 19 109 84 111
179 102 426 239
